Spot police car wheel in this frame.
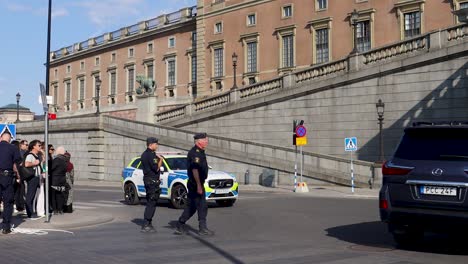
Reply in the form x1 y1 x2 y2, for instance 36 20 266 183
170 184 188 209
215 199 235 207
124 183 140 205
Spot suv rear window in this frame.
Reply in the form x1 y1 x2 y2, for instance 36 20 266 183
394 128 468 160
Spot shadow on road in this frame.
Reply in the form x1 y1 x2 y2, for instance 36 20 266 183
163 221 245 264
326 221 468 255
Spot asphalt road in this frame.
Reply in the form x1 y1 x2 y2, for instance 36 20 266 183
2 186 468 263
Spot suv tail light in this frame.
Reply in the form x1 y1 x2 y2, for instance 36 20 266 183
382 161 414 175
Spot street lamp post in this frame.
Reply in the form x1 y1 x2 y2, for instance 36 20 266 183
16 92 21 122
232 52 238 90
350 9 359 55
95 77 102 115
376 98 385 162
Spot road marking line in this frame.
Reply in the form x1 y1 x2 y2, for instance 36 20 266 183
11 226 74 236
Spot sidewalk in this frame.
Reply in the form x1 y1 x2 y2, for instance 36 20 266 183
11 209 114 231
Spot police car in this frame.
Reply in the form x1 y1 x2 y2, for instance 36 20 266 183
122 154 238 209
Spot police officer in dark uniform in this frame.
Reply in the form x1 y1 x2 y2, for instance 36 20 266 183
0 130 22 234
175 132 214 236
140 137 163 233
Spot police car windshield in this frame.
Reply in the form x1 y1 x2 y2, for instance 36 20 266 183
165 157 188 170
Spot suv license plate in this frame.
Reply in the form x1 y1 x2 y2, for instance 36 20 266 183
214 189 230 194
420 186 457 196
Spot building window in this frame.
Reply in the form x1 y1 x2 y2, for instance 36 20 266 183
404 11 421 38
147 42 153 53
110 72 116 96
168 37 176 48
167 58 176 86
111 53 116 62
53 85 58 105
65 81 71 108
95 57 100 66
247 41 257 73
282 5 292 18
79 79 85 101
127 68 135 92
80 61 85 70
146 64 154 80
191 55 197 84
94 75 100 97
316 29 329 64
282 35 294 68
66 65 71 73
214 47 224 77
128 48 134 57
247 14 256 26
317 0 327 10
215 22 223 34
248 77 256 85
356 20 371 52
461 2 468 9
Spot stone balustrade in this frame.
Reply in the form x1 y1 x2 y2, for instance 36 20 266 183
51 6 196 60
156 106 186 122
362 35 428 65
239 78 283 98
447 23 467 41
194 92 230 112
295 59 347 84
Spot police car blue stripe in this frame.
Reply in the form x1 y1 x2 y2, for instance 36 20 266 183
137 185 145 192
168 172 188 187
122 168 135 179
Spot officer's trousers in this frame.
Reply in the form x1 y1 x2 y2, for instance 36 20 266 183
0 175 15 229
143 176 161 222
179 190 207 229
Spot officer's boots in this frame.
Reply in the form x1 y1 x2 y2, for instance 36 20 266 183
141 221 156 233
174 222 188 235
198 226 214 236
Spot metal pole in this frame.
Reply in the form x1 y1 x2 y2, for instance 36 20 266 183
379 117 384 162
351 151 355 193
233 63 237 89
300 146 303 183
44 0 52 223
294 146 297 192
16 100 19 122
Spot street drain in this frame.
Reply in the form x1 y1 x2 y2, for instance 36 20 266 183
348 244 395 252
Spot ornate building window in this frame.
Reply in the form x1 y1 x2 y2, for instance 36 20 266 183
275 25 296 73
395 0 425 40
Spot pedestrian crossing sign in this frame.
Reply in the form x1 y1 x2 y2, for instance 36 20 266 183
344 137 357 152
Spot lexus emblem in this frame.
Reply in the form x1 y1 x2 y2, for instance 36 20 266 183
432 168 444 176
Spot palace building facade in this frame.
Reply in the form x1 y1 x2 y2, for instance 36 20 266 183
49 0 468 121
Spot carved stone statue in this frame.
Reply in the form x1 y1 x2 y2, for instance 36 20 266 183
136 75 156 95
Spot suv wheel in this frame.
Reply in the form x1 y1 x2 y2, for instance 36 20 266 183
171 184 188 209
124 183 140 205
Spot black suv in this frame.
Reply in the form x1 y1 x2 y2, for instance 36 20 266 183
379 122 468 245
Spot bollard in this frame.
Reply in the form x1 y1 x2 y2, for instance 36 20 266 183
244 169 250 185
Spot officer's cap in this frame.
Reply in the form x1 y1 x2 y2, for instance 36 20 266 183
193 133 207 140
146 137 159 145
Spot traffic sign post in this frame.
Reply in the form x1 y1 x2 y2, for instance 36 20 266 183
293 120 309 193
344 137 358 193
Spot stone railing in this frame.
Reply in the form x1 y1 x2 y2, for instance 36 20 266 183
154 23 466 123
51 6 196 60
447 23 467 41
295 59 347 84
239 78 283 99
362 35 428 65
194 92 230 112
156 106 186 123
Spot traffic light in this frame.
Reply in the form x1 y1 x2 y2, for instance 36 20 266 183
293 119 304 145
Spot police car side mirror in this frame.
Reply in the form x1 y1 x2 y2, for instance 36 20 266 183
160 167 165 172
208 165 212 170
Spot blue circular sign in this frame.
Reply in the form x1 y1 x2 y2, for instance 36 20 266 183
295 125 307 137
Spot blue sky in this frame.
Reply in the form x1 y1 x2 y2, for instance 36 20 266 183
0 0 194 114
